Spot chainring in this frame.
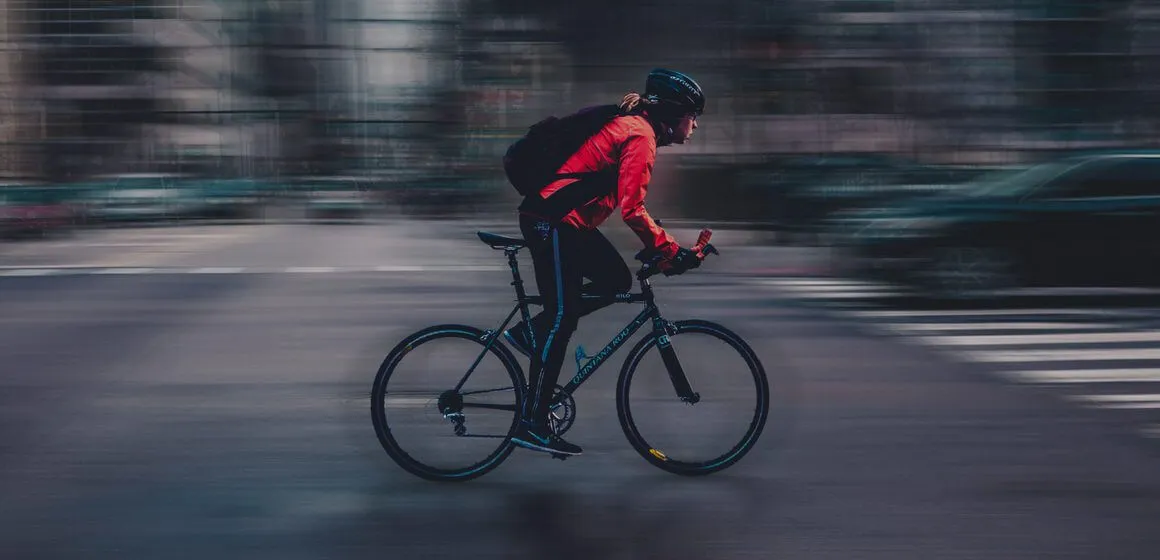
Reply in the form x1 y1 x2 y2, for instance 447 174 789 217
547 386 577 436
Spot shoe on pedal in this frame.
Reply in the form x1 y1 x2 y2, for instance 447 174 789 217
503 326 534 359
510 422 582 456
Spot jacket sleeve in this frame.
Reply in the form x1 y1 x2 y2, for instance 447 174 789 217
617 134 679 259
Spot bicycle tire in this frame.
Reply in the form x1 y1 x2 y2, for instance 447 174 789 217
616 319 769 476
371 324 526 482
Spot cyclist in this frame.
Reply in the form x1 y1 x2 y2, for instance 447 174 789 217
505 68 706 456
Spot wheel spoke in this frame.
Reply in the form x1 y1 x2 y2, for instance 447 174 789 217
462 402 518 412
460 386 517 396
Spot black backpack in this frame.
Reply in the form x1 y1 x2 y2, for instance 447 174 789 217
503 104 622 197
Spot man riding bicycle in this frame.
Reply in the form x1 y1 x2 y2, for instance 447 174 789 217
505 68 707 457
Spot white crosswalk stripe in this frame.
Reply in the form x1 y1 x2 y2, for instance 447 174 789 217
883 322 1117 333
848 308 1121 318
752 278 907 299
960 348 1160 363
754 275 1160 441
1070 394 1160 410
917 331 1160 346
1008 369 1160 384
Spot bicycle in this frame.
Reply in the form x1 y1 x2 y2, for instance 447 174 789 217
370 228 770 482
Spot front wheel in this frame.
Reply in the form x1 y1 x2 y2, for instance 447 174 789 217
616 320 769 476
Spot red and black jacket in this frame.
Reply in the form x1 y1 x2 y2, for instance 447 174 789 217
518 114 679 259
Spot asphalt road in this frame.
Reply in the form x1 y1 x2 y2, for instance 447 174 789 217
2 220 1160 559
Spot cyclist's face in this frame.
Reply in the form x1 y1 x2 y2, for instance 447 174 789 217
671 114 698 144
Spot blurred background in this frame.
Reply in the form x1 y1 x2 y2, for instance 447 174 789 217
3 0 1160 230
6 2 1160 559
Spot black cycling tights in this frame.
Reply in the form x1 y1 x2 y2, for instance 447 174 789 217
515 214 632 426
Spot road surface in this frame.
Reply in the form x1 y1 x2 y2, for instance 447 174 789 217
2 220 1159 559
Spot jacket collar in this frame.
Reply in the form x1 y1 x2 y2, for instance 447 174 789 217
640 110 675 147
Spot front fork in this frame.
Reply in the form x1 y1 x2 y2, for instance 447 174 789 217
653 318 700 404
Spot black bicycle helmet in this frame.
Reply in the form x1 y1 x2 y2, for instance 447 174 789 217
644 68 705 118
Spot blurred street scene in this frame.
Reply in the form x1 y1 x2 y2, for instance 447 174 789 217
4 0 1160 229
5 1 1160 558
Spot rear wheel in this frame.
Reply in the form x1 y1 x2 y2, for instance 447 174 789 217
371 325 526 482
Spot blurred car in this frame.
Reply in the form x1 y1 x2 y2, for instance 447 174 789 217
0 185 79 238
298 176 378 222
829 153 1160 296
770 156 994 235
669 153 991 233
197 178 268 219
75 174 210 223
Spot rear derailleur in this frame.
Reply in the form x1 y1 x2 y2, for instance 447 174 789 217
437 390 467 436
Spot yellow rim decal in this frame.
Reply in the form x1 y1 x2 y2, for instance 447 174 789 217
649 448 668 461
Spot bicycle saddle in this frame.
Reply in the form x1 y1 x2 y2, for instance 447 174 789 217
477 231 527 250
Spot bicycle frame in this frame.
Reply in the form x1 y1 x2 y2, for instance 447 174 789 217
452 245 699 405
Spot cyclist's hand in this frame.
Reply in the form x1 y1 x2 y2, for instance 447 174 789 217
661 247 701 276
675 247 702 270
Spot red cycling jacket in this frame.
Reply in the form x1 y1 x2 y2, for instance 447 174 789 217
524 114 679 259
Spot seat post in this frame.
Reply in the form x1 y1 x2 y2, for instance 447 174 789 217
506 248 529 301
506 248 537 336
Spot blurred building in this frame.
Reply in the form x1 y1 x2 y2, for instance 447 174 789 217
22 0 169 181
133 1 250 177
0 0 31 180
3 0 1160 183
755 0 1150 162
2 0 359 183
346 0 461 178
